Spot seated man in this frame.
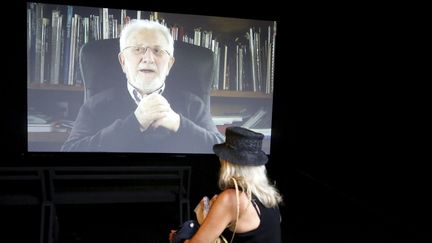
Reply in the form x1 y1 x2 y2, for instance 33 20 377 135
61 19 223 153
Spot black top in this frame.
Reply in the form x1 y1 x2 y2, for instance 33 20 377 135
221 195 281 243
61 84 224 153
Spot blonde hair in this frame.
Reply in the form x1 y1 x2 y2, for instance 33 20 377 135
218 160 283 208
119 19 174 56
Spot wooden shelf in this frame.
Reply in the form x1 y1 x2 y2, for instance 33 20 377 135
29 83 271 99
28 83 84 92
211 90 272 98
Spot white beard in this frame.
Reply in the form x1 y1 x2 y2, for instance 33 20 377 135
128 72 166 95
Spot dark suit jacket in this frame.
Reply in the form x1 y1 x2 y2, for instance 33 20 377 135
61 84 224 153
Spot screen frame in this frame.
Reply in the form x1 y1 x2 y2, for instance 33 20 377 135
5 0 290 167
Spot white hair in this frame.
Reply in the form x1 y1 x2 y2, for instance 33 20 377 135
119 19 174 56
218 160 283 208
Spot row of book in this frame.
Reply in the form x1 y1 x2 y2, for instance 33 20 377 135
27 3 127 85
27 2 276 94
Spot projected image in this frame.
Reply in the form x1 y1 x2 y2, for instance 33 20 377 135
27 2 276 154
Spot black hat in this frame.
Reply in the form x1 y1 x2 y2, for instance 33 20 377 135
213 126 268 166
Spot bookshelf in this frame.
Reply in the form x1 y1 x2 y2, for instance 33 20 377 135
211 90 271 98
28 83 83 92
27 2 276 149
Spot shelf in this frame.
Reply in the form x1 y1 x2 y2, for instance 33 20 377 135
28 83 84 92
28 83 272 98
29 83 271 98
211 90 272 98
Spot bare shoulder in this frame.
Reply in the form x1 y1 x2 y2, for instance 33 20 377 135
215 189 238 205
217 189 249 207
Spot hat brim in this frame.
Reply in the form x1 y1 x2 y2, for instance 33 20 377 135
213 143 268 166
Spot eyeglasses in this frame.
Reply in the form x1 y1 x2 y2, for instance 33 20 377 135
122 45 170 57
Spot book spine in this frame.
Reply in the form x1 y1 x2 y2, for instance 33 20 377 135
62 5 73 85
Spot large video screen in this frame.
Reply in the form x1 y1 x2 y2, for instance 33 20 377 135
27 1 276 154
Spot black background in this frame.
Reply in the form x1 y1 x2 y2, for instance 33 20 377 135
3 0 429 242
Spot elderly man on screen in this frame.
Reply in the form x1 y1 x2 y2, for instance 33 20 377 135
61 20 223 153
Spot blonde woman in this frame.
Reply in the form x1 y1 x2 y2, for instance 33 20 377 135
171 126 283 243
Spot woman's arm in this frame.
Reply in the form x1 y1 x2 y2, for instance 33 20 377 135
185 189 238 243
